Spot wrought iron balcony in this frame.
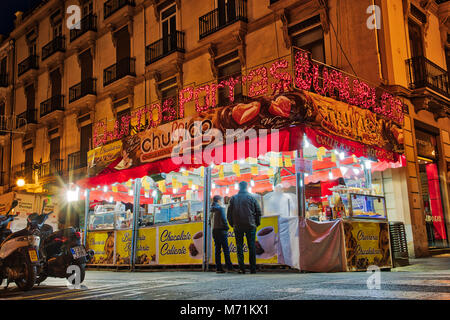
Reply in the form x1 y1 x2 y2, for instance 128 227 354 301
145 31 185 65
16 109 38 128
406 56 449 98
40 95 65 118
103 57 136 87
199 0 248 39
0 74 8 87
18 55 39 76
42 35 66 61
70 14 97 42
38 159 63 178
69 78 97 103
104 0 135 19
15 163 33 181
68 151 86 171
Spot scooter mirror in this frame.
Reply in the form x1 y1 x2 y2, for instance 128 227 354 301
11 200 18 209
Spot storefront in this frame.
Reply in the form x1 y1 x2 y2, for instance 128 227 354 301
76 49 406 272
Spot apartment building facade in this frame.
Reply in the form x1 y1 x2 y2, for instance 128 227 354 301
0 0 448 257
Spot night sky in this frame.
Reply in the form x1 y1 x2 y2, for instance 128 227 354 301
0 0 43 36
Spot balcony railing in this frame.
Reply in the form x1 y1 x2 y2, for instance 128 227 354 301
70 14 97 42
146 31 185 65
68 151 86 171
38 159 63 178
0 74 8 87
103 57 136 87
104 0 135 19
15 163 33 181
40 95 65 118
199 0 248 39
406 56 449 98
42 35 66 61
18 55 38 76
69 78 97 103
16 109 38 128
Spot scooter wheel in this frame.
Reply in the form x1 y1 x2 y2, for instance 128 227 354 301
15 259 37 291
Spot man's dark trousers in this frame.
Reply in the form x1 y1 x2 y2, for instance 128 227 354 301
234 228 256 272
213 229 233 271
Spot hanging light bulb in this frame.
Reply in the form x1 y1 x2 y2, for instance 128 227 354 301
210 163 215 168
239 159 245 164
180 167 186 172
152 190 157 198
299 180 303 187
234 183 238 190
353 168 360 175
248 187 252 193
109 196 114 203
250 179 255 187
103 185 108 193
304 138 310 148
173 188 177 194
226 187 230 194
192 184 196 191
212 182 216 189
144 192 149 198
304 173 309 177
339 152 345 160
128 189 133 196
329 171 333 180
334 150 339 155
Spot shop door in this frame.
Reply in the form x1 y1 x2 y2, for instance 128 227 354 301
416 129 448 248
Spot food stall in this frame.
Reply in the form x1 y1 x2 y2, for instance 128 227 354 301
77 48 405 272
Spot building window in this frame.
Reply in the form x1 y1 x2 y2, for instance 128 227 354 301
158 77 178 123
50 137 60 161
82 0 93 17
290 15 325 63
408 19 424 58
80 124 92 168
216 50 242 106
25 84 35 111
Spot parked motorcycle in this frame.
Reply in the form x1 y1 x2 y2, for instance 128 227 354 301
0 200 41 291
34 200 93 286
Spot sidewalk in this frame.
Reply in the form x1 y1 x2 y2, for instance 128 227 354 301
392 253 450 273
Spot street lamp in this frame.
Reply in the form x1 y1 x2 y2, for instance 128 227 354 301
16 178 25 187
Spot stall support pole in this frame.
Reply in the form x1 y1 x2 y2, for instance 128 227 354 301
296 149 306 218
202 166 212 272
130 178 141 272
83 189 90 246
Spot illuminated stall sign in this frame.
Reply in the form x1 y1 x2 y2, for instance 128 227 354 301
92 50 405 148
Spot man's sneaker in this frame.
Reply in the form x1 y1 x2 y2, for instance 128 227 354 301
238 269 246 274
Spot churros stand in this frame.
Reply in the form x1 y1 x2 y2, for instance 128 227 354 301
76 48 405 272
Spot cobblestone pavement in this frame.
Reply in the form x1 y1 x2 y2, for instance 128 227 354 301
0 254 449 300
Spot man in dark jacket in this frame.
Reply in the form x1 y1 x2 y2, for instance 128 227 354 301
227 181 262 274
209 195 233 273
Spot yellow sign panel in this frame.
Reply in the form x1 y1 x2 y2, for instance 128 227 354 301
115 230 132 265
343 221 392 271
136 228 158 265
86 231 115 265
158 222 204 265
212 216 279 265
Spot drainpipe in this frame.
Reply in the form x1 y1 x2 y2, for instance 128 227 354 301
8 38 16 193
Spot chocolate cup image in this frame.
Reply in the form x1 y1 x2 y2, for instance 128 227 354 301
256 226 276 256
192 231 204 258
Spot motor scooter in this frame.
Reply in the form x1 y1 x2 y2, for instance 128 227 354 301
0 200 41 291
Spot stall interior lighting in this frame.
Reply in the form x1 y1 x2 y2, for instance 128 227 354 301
144 192 149 198
152 190 157 197
353 168 360 175
250 179 255 187
328 171 333 179
234 183 238 190
103 186 108 192
128 189 133 196
364 160 372 169
109 196 114 203
212 182 216 189
226 187 229 194
339 152 345 160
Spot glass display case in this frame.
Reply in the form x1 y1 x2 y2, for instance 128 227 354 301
341 193 387 219
88 203 133 231
147 200 204 225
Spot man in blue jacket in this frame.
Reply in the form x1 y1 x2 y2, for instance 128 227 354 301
210 195 233 273
227 181 262 274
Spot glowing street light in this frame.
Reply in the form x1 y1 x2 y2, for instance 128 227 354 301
16 178 25 187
